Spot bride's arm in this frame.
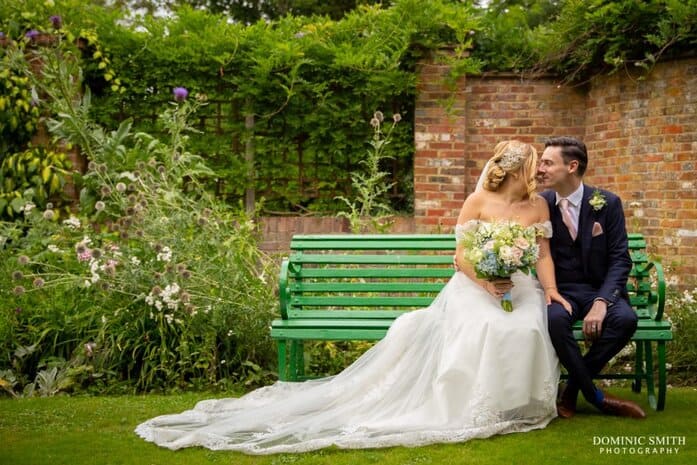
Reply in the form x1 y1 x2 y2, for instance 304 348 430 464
533 200 572 312
454 193 508 297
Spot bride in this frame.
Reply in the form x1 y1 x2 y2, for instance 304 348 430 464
135 140 571 454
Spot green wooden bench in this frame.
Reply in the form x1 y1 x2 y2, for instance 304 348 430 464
270 233 671 410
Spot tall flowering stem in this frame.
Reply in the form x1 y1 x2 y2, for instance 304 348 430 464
336 111 400 233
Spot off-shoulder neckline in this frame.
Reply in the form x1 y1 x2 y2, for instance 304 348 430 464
456 219 551 228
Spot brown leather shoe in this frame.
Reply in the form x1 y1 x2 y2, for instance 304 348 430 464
599 391 646 419
556 384 577 419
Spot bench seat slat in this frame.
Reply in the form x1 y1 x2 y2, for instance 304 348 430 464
272 318 396 329
282 309 402 321
271 328 389 340
286 309 405 319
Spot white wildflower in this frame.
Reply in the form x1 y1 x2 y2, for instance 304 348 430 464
157 246 172 262
161 283 180 310
21 202 36 214
119 171 138 181
130 256 141 266
63 216 82 229
47 245 61 253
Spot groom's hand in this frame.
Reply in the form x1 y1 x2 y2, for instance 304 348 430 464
583 299 608 340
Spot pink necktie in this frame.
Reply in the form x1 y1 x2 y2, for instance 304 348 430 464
559 198 577 240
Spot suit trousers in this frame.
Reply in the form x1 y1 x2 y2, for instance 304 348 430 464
547 283 638 404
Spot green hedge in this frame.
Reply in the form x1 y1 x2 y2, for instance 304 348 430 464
2 0 695 214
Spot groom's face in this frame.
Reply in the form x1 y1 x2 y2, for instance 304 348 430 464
537 146 571 191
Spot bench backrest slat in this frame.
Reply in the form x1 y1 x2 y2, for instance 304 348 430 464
291 282 446 293
292 296 437 307
295 268 455 278
290 254 454 265
291 235 454 250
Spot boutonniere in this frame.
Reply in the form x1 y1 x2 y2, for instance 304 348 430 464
589 190 607 211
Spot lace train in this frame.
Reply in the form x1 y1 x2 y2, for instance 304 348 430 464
135 271 559 454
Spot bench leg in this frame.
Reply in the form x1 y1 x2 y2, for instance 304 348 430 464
277 340 288 381
289 341 298 381
644 340 657 410
632 340 643 393
295 341 305 379
657 341 667 411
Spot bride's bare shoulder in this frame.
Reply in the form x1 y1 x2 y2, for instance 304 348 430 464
531 193 551 222
457 191 488 222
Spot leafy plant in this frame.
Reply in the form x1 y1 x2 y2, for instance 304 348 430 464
0 146 72 219
336 111 400 233
530 0 697 84
1 37 279 394
0 53 41 158
666 287 697 385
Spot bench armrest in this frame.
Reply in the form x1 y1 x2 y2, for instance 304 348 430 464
643 260 666 321
279 258 290 320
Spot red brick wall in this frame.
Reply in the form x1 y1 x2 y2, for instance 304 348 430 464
259 216 417 253
585 58 697 284
413 56 467 232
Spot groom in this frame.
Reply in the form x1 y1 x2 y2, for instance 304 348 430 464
537 136 646 419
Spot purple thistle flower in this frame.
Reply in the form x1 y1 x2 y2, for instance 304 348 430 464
50 15 62 29
25 29 40 40
173 87 188 102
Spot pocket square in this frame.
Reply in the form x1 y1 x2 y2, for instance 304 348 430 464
592 222 604 237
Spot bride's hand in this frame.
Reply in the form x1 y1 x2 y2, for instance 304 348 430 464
545 288 572 314
483 278 513 298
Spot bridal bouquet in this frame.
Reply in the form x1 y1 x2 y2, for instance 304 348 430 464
459 221 541 311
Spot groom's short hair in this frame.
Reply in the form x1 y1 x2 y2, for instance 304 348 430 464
544 136 588 177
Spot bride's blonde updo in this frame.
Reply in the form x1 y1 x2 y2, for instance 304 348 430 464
482 140 538 197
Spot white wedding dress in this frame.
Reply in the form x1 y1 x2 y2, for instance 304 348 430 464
135 221 560 454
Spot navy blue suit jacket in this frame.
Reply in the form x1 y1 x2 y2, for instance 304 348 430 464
540 186 632 305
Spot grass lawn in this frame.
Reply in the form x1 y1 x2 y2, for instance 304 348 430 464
1 386 695 465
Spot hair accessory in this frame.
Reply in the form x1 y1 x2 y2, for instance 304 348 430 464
497 142 529 171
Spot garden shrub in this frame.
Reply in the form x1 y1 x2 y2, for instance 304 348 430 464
0 41 278 394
